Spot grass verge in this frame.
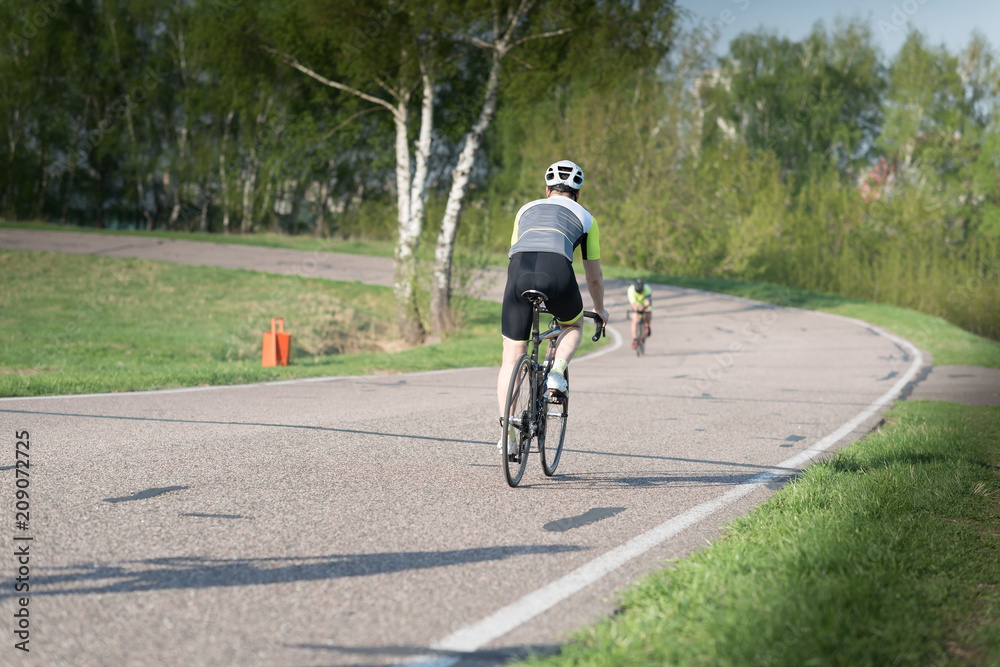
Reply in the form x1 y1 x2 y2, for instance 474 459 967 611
0 250 604 397
522 400 1000 666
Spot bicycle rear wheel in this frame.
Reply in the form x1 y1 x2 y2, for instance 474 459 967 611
539 369 568 476
502 355 533 487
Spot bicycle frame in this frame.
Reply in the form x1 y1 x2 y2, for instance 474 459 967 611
630 306 651 321
523 300 564 439
523 297 603 437
501 289 604 486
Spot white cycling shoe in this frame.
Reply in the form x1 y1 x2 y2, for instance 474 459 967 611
546 371 568 395
497 422 518 454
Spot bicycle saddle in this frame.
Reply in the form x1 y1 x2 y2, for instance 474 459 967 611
520 289 549 303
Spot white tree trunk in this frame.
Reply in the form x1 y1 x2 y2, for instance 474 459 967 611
431 52 502 333
241 158 256 234
393 99 425 344
7 108 19 157
240 99 272 234
409 70 434 236
199 179 209 232
61 105 91 223
123 92 153 230
314 179 329 237
169 198 181 229
33 148 48 218
269 45 432 344
170 15 189 232
220 109 234 234
258 176 273 229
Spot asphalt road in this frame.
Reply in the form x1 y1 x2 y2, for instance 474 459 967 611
1 230 928 666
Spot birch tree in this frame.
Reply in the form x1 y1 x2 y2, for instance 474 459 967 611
429 0 677 333
264 0 443 344
430 0 556 333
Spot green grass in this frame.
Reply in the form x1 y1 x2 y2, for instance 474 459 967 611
604 268 1000 369
0 250 605 397
522 401 1000 666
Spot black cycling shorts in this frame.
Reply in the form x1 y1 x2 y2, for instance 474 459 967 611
501 251 583 342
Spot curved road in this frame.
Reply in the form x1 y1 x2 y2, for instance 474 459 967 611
1 230 923 666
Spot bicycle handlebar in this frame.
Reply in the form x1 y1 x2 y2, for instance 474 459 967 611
538 305 606 342
584 311 606 342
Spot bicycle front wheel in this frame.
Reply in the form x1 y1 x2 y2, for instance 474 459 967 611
502 355 533 487
540 369 567 476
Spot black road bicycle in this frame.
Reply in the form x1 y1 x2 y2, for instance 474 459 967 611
501 289 605 487
631 307 651 357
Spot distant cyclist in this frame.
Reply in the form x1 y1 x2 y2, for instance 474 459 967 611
627 278 652 349
497 160 609 448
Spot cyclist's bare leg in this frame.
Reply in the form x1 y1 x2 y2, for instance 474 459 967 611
630 310 640 340
552 318 583 366
497 336 527 415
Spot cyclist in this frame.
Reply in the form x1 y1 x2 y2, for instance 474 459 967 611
497 160 609 448
627 278 652 349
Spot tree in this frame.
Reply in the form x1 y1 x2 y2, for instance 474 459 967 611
261 0 449 345
429 0 678 333
878 30 963 173
702 19 885 180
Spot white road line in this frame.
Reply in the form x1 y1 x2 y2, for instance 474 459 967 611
400 318 925 667
576 324 623 362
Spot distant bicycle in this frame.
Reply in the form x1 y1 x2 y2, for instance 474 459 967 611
500 289 605 487
627 279 652 355
631 307 651 357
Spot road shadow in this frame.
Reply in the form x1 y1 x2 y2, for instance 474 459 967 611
3 545 585 600
548 470 787 489
560 447 795 472
291 642 558 667
0 407 493 445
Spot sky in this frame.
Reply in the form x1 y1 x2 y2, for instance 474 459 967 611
678 0 1000 59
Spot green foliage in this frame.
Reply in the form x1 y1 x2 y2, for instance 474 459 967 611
707 19 886 176
2 6 997 342
466 23 1000 341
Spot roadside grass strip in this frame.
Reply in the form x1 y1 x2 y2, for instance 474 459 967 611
520 401 1000 666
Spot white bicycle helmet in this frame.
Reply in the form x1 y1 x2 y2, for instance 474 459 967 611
545 160 584 190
